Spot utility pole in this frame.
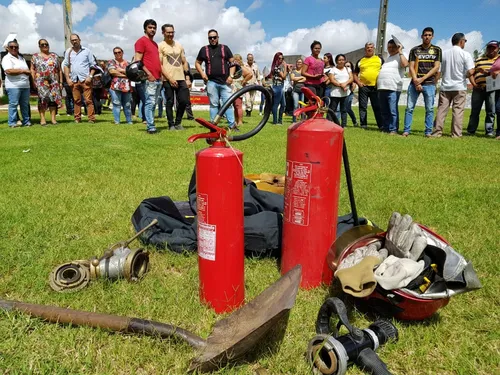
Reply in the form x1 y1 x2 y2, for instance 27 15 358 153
62 0 73 49
375 0 389 57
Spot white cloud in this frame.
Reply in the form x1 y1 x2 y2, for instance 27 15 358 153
246 0 263 12
0 0 485 70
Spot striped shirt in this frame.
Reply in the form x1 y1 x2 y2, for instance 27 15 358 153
409 44 442 85
473 55 499 89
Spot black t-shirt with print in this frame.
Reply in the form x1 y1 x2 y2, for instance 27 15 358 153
196 44 233 85
409 44 442 85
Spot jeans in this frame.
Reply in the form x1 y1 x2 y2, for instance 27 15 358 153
206 80 235 127
404 83 436 135
271 85 284 124
259 91 266 113
109 89 132 124
143 80 162 130
6 88 30 126
93 88 102 115
378 90 401 133
358 85 383 128
135 81 147 120
154 89 164 118
292 91 304 122
467 88 495 135
495 90 500 136
63 83 74 115
164 80 190 127
345 92 357 125
328 96 347 126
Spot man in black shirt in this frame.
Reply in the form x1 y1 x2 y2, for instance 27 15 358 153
195 29 236 129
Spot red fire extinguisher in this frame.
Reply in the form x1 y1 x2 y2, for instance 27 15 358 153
188 85 273 313
281 88 344 289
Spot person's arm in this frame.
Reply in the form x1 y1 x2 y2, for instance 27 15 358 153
398 47 409 68
329 72 341 87
241 66 253 86
134 49 155 82
352 60 364 87
181 48 189 72
341 70 354 91
301 59 322 79
278 64 287 80
290 72 305 83
195 59 208 83
415 61 440 85
226 55 235 85
3 58 30 76
30 60 36 81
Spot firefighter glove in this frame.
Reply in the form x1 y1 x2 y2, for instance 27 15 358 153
385 212 427 261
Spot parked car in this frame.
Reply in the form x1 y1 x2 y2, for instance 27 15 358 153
191 79 206 93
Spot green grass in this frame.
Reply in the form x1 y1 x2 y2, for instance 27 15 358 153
0 107 499 375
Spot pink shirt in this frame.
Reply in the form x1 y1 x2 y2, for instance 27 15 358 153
304 56 324 85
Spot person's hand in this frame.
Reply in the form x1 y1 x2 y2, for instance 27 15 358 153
147 73 155 82
492 71 499 79
385 212 427 261
226 76 233 85
67 80 74 88
416 84 423 92
412 77 422 86
398 45 403 54
201 73 208 83
340 83 348 91
169 78 178 88
357 82 365 88
24 69 31 75
85 76 92 84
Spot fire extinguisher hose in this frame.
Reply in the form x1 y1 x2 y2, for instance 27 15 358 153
215 85 273 141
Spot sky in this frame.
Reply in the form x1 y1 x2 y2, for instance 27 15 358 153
0 0 497 69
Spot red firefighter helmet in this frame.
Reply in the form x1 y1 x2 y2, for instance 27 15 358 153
327 225 450 321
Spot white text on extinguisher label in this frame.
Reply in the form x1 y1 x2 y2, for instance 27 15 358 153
198 222 217 261
285 161 312 226
197 193 208 223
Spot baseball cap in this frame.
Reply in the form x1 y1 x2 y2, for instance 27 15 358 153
486 40 499 47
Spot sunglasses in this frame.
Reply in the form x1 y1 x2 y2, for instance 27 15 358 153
208 36 218 40
8 46 19 50
113 51 123 54
39 43 49 47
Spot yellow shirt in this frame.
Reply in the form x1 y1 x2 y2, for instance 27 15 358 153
158 41 185 81
356 55 383 86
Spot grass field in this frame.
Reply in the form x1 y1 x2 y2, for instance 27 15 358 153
0 106 499 375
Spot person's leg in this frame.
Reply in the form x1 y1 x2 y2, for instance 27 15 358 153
72 83 83 122
358 86 369 128
110 89 121 124
395 91 401 132
49 105 57 124
120 92 132 124
494 90 500 137
163 82 176 128
346 93 357 126
292 91 299 122
92 89 102 115
6 88 20 126
144 80 159 131
19 88 31 125
422 85 436 136
484 91 496 135
328 97 340 123
450 91 466 137
220 83 235 127
259 91 265 114
234 97 243 126
84 83 95 122
271 85 281 124
338 97 348 127
385 90 399 133
206 80 219 123
466 89 483 135
278 88 286 123
175 81 189 126
38 98 47 125
368 87 383 129
433 90 450 136
156 89 164 118
403 83 419 135
377 90 390 132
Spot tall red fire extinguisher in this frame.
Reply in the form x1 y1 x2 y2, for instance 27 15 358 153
188 85 273 313
281 88 344 288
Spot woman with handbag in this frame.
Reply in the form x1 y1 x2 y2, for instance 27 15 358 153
107 47 132 124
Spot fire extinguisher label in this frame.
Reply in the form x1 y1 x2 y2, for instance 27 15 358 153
198 222 217 261
285 161 312 226
197 193 209 223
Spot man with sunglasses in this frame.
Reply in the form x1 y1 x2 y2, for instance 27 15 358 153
195 29 237 129
1 40 31 127
159 23 189 131
62 34 97 124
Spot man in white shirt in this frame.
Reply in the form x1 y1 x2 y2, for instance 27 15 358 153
432 33 475 137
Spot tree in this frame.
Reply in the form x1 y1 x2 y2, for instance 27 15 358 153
473 50 479 60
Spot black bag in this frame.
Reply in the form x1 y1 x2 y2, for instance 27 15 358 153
101 70 112 89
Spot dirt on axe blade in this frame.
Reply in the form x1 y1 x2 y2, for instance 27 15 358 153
0 265 301 372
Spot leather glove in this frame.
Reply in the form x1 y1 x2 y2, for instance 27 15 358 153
336 240 388 272
335 256 382 297
385 212 427 261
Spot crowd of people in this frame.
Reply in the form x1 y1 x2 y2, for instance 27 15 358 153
1 22 499 139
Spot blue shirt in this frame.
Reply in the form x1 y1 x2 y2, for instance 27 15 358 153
62 46 97 82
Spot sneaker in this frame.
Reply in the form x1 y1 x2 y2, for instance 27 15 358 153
114 122 120 125
16 120 22 126
127 122 133 125
147 127 158 134
10 123 21 128
430 133 441 138
168 126 177 131
186 117 195 120
259 112 263 116
88 120 95 124
389 132 397 136
401 132 409 137
175 124 185 130
451 134 462 138
464 132 475 136
353 123 359 127
75 120 81 124
486 132 494 137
